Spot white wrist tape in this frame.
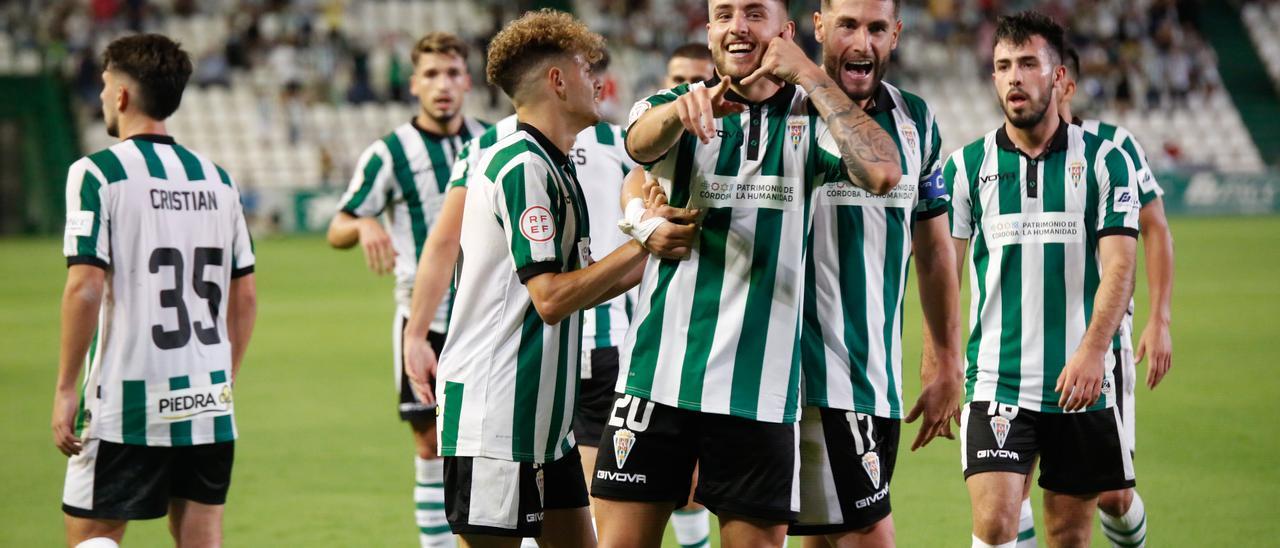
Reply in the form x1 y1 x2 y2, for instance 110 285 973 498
618 197 668 245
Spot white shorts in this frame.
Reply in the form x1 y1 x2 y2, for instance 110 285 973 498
1115 346 1137 454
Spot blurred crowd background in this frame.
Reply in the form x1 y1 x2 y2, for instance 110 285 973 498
0 0 1276 233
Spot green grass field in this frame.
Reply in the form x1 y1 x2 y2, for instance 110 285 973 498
3 216 1279 546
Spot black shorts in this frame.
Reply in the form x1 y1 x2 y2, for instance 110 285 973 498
961 401 1135 494
572 346 620 447
790 407 900 535
62 439 234 520
396 313 445 421
443 447 589 537
590 394 799 523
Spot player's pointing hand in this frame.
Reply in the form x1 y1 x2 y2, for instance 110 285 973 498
675 76 745 144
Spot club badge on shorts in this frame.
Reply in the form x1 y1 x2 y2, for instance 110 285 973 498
613 428 636 469
990 416 1011 449
861 452 881 489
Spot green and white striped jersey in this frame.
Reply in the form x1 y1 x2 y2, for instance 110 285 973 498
451 117 636 355
1078 119 1165 352
62 135 255 446
802 83 950 418
337 117 488 331
945 121 1140 413
437 122 590 463
618 79 850 424
572 122 637 352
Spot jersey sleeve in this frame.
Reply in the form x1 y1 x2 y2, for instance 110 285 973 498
492 155 564 283
626 84 693 168
337 142 395 217
222 168 256 278
1095 142 1141 237
63 158 111 268
448 141 475 189
1115 127 1164 206
915 115 949 220
943 150 974 239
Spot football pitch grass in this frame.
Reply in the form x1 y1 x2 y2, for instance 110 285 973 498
3 216 1278 546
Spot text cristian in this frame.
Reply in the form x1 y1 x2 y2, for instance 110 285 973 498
151 189 220 211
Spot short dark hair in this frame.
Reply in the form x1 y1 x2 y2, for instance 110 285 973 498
671 43 713 62
1064 45 1081 79
412 32 470 65
485 9 605 98
993 10 1066 65
102 34 192 120
822 0 900 16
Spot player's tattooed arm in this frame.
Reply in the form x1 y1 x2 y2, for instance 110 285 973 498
807 81 902 195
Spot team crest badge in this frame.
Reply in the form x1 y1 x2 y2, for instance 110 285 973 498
990 416 1011 449
1070 161 1085 187
613 428 636 469
789 120 806 148
535 466 546 505
861 452 882 489
901 126 917 154
219 385 233 405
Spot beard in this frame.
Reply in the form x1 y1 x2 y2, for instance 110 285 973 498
105 114 119 138
1002 83 1053 129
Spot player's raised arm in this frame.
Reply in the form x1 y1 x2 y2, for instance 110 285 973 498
742 35 901 195
625 77 746 163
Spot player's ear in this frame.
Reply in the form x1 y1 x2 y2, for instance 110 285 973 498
548 64 566 101
781 20 796 40
117 83 130 114
891 19 903 49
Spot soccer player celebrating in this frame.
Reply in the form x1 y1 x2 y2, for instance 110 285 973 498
1011 46 1176 548
430 10 658 546
53 34 257 547
326 32 486 548
592 0 902 546
943 12 1141 548
791 0 962 545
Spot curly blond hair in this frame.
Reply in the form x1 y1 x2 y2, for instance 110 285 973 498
485 9 605 98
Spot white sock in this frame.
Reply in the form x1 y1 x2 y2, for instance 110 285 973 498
972 534 1017 548
1017 497 1037 547
519 539 539 547
672 507 711 548
75 539 120 548
1100 492 1147 548
415 457 454 548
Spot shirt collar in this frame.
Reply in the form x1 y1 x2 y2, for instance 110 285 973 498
707 75 797 110
128 134 176 145
862 84 896 116
516 121 570 168
995 118 1070 159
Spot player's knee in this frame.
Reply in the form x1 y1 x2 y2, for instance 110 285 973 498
972 509 1019 545
1044 523 1091 548
1097 488 1133 516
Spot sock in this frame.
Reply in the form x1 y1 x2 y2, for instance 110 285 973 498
415 457 454 548
972 534 1017 548
1017 497 1037 547
1100 492 1147 548
519 539 539 547
672 507 711 548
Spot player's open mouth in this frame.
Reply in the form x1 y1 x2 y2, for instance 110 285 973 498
843 60 874 80
727 42 755 57
434 98 453 109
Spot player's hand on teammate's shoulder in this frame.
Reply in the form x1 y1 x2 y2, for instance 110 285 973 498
51 388 82 456
355 217 396 275
404 337 437 405
1138 322 1173 389
674 76 746 144
1056 345 1107 412
741 35 826 90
